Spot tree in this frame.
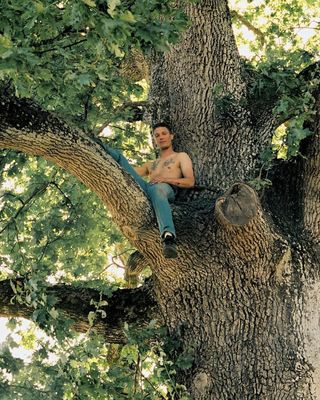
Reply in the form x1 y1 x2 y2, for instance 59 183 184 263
0 0 319 398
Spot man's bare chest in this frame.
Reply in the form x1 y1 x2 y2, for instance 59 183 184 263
149 156 181 177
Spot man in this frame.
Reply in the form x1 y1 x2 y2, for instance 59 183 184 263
100 122 195 258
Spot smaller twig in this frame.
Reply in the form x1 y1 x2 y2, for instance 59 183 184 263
140 371 167 400
83 86 96 122
5 384 50 395
37 234 64 265
13 221 26 264
0 183 49 234
36 38 87 55
133 352 141 395
94 248 134 278
0 192 24 205
127 359 167 399
292 26 320 31
108 124 127 131
49 181 74 208
97 101 148 133
122 101 148 108
31 28 82 47
231 10 265 46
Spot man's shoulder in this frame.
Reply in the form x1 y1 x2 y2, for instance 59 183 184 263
176 151 192 160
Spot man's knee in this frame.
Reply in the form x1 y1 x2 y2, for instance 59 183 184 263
148 183 173 199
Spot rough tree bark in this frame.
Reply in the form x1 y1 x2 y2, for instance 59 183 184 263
0 0 319 399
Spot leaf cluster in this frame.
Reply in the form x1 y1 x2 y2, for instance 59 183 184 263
0 0 188 131
0 318 191 399
0 152 121 281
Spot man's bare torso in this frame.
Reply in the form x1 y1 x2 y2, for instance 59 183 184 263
147 153 183 181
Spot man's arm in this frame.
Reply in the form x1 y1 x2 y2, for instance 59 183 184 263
151 153 195 188
134 162 150 177
178 152 195 188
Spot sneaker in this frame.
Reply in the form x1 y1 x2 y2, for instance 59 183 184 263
162 233 178 259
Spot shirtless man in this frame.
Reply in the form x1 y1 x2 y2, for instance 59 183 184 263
135 123 195 189
134 122 195 257
100 122 195 258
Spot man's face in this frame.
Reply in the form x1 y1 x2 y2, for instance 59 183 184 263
153 126 174 150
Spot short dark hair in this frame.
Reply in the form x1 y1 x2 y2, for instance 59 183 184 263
152 122 172 133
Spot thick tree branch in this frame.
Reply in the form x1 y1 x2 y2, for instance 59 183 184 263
0 92 161 249
215 183 258 227
0 91 226 286
298 60 320 81
301 92 320 245
119 48 149 82
0 92 222 281
125 250 150 287
0 279 158 343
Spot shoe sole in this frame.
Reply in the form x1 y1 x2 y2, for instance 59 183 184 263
163 247 178 259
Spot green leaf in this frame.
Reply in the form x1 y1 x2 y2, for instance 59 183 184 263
49 307 59 319
109 43 125 58
0 34 13 49
88 311 96 326
120 11 136 23
34 1 45 13
107 0 121 17
6 318 18 331
82 0 96 7
78 73 92 86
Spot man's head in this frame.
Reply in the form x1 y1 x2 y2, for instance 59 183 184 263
152 122 174 151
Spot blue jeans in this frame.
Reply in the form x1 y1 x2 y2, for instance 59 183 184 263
104 146 176 238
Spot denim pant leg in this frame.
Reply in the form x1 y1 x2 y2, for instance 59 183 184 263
102 145 149 193
146 183 176 238
101 144 175 237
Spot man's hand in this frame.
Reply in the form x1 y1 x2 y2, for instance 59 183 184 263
149 153 195 188
150 176 167 184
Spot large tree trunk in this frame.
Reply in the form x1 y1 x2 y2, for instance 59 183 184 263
0 0 319 399
146 1 320 399
147 181 318 399
149 0 255 189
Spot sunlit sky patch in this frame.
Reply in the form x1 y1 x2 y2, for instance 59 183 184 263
0 318 35 362
231 0 319 58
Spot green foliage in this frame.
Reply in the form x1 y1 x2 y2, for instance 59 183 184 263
101 121 154 165
0 153 123 280
247 52 317 165
0 0 319 396
0 319 190 399
212 82 248 125
0 0 188 131
230 0 319 184
231 0 320 59
0 22 164 395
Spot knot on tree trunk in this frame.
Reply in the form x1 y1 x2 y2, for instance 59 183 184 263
214 182 258 226
192 371 211 399
214 183 277 269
